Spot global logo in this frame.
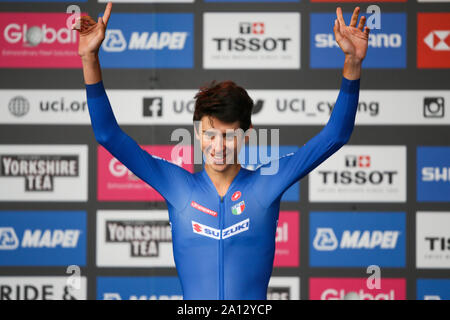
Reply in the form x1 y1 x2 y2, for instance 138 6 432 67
4 23 77 46
8 96 30 117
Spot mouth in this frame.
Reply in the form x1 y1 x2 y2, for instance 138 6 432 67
209 153 227 165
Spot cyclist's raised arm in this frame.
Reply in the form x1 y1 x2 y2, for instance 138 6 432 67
76 3 193 210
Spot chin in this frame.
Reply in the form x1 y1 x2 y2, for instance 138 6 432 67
210 163 228 171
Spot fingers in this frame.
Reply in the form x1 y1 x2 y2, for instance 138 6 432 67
364 26 371 36
357 15 366 31
333 19 343 43
336 7 346 27
71 15 96 31
349 7 360 28
102 2 113 26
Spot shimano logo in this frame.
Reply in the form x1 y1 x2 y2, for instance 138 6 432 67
102 29 188 52
315 33 402 48
313 228 400 251
192 219 250 240
422 167 450 182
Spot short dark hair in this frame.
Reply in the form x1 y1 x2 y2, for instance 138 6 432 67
193 80 253 132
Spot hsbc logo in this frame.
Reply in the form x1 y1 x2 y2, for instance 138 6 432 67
418 13 450 68
424 30 450 51
192 219 250 240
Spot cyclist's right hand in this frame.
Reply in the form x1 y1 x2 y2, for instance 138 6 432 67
72 2 112 57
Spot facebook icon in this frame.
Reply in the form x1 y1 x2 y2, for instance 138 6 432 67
143 97 163 117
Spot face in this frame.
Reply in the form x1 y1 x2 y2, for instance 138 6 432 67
195 116 247 172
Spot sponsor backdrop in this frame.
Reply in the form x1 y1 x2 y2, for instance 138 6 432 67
0 0 448 300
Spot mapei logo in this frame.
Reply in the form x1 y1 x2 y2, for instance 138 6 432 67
0 228 81 249
309 212 406 267
313 228 338 251
102 292 182 300
191 219 250 240
98 13 193 68
102 29 188 52
0 227 19 250
313 228 400 251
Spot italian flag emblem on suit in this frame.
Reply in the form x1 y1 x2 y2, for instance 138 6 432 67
231 201 245 215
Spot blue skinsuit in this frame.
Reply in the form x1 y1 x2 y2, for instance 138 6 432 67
86 77 360 300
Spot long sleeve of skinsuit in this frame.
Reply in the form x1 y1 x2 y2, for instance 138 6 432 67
252 77 360 208
85 80 192 211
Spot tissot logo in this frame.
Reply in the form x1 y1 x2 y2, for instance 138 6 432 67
425 236 450 251
309 146 406 202
239 22 265 35
345 155 371 168
204 13 300 69
417 212 450 268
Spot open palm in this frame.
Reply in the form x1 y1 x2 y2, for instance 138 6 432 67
334 7 370 61
72 2 112 57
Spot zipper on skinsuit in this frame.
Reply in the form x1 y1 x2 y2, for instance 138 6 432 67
219 195 224 300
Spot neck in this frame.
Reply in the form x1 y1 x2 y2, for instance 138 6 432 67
204 162 241 184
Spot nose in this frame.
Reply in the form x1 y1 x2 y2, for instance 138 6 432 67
211 134 225 155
